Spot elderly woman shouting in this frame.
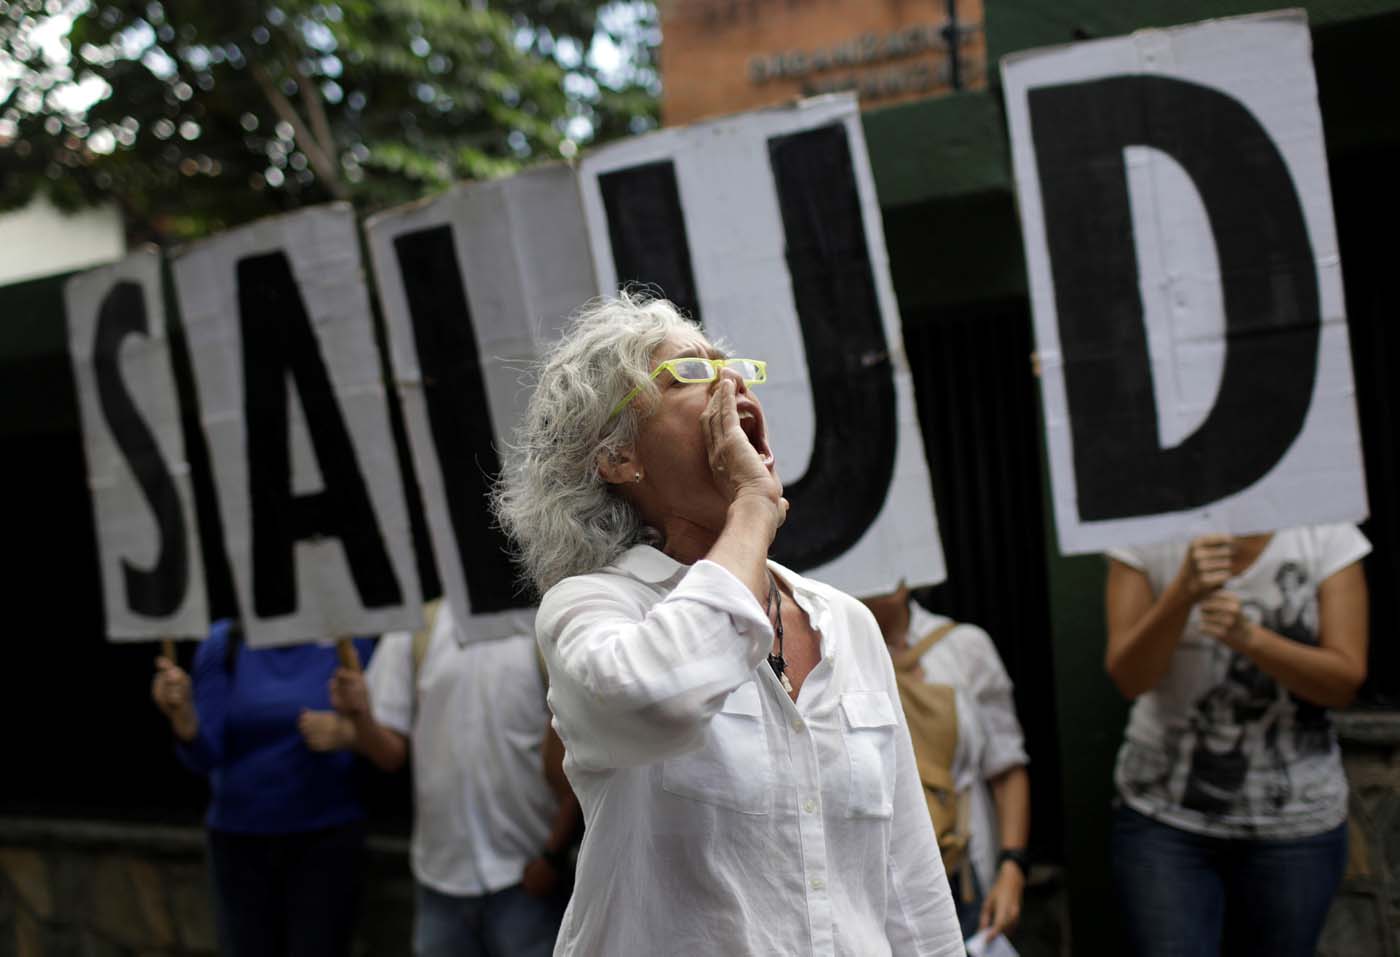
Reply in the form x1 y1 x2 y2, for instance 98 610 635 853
494 293 962 956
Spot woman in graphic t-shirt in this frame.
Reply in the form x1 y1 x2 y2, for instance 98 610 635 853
1104 525 1370 957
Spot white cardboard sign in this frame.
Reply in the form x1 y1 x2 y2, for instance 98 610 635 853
365 166 593 642
579 93 946 594
65 248 209 640
173 204 423 646
1002 9 1367 554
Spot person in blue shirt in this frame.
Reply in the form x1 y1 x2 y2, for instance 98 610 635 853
151 619 375 957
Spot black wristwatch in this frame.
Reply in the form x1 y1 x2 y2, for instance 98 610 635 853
997 847 1030 877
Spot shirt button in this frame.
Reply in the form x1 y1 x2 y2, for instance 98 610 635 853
791 719 805 733
802 799 816 814
810 878 825 891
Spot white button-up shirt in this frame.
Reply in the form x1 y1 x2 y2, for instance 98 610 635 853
538 545 962 956
367 603 557 897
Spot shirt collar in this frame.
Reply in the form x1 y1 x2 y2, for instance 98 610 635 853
608 544 690 584
608 548 828 628
768 560 832 634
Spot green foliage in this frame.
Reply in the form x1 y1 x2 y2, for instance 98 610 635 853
0 0 659 241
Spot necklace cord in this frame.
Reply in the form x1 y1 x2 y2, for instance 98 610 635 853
765 571 786 678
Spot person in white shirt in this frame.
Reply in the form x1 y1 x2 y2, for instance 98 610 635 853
492 292 963 956
311 602 581 957
1105 525 1370 957
861 584 1031 944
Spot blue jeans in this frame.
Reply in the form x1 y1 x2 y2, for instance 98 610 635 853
207 821 364 957
415 881 567 957
1111 803 1346 957
948 864 984 941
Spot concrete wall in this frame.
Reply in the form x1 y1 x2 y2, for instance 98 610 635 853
0 819 413 957
1321 714 1400 957
0 819 1071 955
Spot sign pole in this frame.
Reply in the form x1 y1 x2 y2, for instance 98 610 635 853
336 637 361 673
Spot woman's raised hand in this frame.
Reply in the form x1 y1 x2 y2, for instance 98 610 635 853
701 377 787 524
151 656 198 742
1178 534 1234 601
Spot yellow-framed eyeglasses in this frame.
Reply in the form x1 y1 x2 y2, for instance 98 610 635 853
609 357 768 419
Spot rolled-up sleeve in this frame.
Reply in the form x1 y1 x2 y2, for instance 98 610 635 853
961 627 1029 779
538 560 773 771
365 632 414 736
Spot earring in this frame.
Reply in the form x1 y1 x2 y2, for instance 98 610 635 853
633 471 643 484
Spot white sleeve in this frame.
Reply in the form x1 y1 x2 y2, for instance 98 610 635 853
364 631 415 736
958 627 1029 779
1314 524 1371 583
881 624 966 956
537 560 773 771
1106 546 1147 571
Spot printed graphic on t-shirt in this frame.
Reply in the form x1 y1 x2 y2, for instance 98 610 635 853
1120 560 1334 828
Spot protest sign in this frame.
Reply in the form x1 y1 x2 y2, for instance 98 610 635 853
579 93 946 593
66 248 209 640
1002 10 1367 553
365 166 593 640
173 204 423 646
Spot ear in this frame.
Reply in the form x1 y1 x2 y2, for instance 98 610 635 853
596 444 641 486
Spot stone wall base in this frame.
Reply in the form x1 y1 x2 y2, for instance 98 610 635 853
0 817 1072 956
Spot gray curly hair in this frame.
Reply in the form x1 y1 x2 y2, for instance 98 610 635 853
493 291 705 596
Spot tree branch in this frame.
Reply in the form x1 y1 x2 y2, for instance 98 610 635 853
250 62 347 200
292 57 338 176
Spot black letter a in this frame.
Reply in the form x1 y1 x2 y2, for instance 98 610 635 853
238 252 402 617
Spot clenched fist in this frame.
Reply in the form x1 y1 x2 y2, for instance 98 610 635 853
1178 534 1234 600
328 667 371 718
1199 591 1255 650
299 709 355 751
151 656 198 742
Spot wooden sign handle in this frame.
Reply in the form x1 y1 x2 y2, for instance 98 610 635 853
161 638 177 661
336 637 361 673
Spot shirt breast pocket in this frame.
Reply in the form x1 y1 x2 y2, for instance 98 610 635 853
661 682 772 815
841 691 898 819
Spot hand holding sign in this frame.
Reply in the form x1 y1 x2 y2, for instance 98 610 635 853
298 709 355 751
1178 535 1234 600
1199 591 1253 651
328 667 371 720
151 656 197 742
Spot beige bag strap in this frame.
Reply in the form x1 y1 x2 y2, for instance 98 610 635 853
892 620 957 672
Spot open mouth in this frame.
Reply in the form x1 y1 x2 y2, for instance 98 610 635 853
737 407 776 469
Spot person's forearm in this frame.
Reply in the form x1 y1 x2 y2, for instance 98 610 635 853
1107 575 1195 697
705 494 782 606
991 765 1030 852
349 714 408 771
1232 624 1364 708
543 792 584 856
170 709 199 743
